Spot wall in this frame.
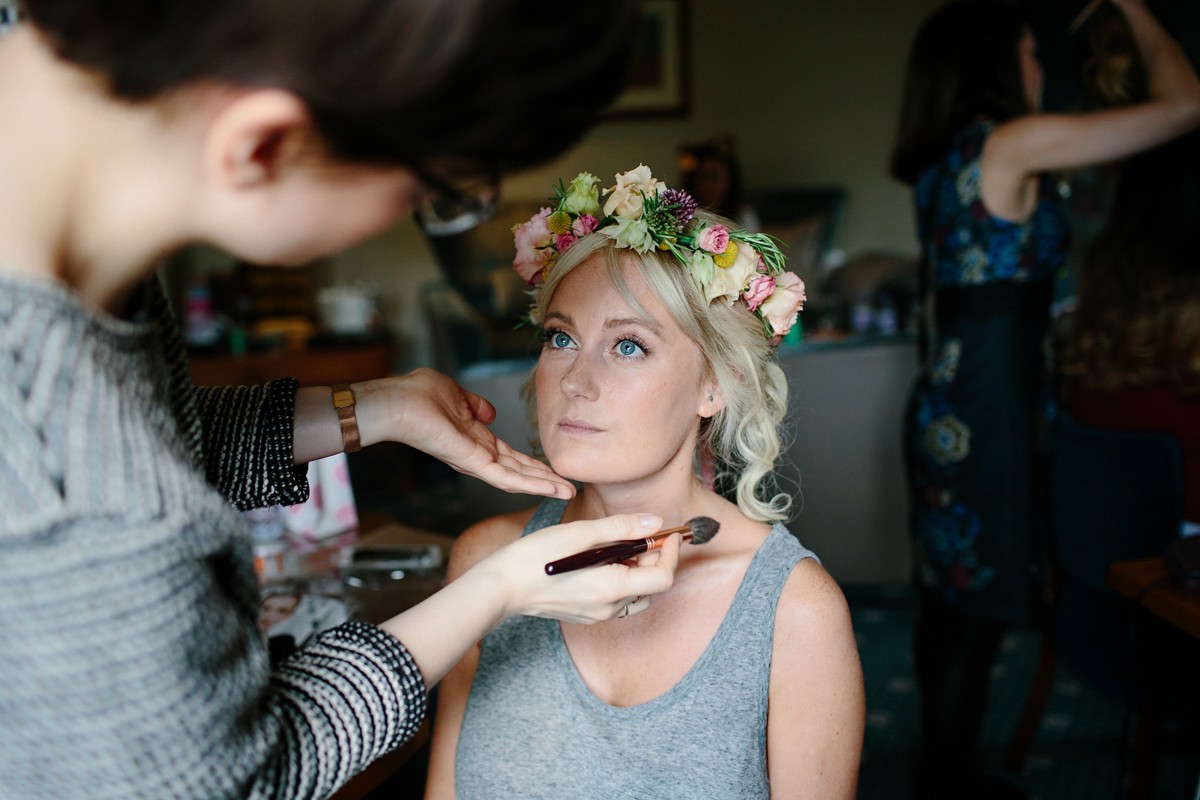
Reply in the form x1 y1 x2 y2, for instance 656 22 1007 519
506 0 941 257
327 0 943 370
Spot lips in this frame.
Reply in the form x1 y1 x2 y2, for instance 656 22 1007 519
558 417 602 436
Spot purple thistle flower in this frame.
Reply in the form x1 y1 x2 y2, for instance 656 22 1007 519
662 188 698 227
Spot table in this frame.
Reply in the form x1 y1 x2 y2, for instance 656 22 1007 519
1108 558 1200 640
188 342 391 387
1108 558 1200 800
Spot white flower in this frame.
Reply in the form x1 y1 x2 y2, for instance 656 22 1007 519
563 172 601 215
689 251 716 289
602 164 666 220
704 242 760 304
600 217 654 252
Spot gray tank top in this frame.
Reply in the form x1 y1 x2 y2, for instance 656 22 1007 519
454 498 819 799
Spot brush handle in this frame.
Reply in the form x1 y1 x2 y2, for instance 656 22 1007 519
544 523 692 576
544 539 651 575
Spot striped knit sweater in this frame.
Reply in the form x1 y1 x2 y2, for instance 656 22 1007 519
0 275 427 800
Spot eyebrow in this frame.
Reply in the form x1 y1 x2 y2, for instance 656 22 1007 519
543 312 663 336
604 316 663 335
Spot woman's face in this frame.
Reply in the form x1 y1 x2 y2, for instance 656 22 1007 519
1018 27 1044 112
535 254 717 486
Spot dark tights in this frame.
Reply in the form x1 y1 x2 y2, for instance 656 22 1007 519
913 598 1007 800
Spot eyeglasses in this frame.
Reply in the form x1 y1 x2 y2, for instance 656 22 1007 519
412 165 500 237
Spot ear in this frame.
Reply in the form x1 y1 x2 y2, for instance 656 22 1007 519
203 89 314 191
698 377 726 419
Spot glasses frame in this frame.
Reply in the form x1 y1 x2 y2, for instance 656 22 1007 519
411 163 500 237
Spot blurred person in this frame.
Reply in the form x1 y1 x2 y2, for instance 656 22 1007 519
0 3 686 798
424 167 862 799
1059 130 1200 529
889 0 1200 796
679 136 762 232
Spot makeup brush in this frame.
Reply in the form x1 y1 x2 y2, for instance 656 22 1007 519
544 517 720 575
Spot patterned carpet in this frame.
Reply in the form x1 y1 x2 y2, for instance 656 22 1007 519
849 585 1200 800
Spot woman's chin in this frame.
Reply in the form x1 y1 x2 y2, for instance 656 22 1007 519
545 453 631 487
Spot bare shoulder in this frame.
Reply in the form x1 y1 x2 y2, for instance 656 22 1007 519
447 507 538 581
772 556 856 659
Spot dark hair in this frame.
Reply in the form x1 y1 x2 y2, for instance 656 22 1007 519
890 0 1029 185
23 0 638 173
1059 131 1200 392
679 137 745 220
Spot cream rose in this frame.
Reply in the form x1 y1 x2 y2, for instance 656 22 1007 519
703 242 760 304
602 164 667 220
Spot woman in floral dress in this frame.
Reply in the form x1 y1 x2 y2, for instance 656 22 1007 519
890 1 1200 796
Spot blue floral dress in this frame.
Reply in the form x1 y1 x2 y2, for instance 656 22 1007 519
906 121 1068 623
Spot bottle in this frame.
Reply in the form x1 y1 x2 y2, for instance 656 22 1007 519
183 279 221 348
851 290 875 334
875 291 898 336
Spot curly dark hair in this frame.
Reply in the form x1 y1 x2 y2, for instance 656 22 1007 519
22 0 637 173
1058 131 1200 393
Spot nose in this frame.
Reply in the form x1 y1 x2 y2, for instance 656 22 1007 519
559 349 600 401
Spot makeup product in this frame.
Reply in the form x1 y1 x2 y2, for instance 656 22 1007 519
544 517 720 575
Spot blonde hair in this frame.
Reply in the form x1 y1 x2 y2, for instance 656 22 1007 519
525 218 792 523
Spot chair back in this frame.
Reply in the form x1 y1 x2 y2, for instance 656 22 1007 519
1050 413 1184 698
1051 414 1184 589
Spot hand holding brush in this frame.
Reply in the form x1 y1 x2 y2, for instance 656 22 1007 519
545 516 720 575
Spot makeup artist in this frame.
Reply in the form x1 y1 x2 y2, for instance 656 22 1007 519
890 0 1200 797
0 2 682 799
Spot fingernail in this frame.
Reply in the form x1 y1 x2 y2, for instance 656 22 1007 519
639 514 661 529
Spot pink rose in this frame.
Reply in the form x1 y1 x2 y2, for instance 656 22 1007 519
758 272 807 338
513 207 555 284
742 274 776 312
572 214 599 236
556 232 578 251
697 224 730 254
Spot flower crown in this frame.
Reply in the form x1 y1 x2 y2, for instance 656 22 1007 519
512 165 806 342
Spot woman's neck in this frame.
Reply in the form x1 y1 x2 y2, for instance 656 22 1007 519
566 457 716 531
0 27 197 313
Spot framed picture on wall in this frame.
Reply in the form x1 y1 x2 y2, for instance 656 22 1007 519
606 0 691 119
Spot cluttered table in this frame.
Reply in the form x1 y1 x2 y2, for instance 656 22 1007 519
258 511 453 800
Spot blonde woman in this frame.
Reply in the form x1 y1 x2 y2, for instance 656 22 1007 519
426 169 864 799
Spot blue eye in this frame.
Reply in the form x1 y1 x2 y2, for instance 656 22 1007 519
616 339 644 357
551 332 573 349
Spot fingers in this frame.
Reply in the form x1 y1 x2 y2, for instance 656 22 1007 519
472 446 576 498
462 389 497 425
616 593 653 619
549 513 663 551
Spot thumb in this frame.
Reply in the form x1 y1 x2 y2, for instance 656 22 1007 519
463 389 497 425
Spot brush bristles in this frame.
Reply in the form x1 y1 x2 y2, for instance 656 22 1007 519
686 516 720 545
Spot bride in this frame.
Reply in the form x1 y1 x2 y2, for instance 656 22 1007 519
425 167 864 799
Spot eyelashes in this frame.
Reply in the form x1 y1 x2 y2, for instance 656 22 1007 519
538 326 651 357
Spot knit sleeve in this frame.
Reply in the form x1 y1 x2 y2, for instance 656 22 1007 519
0 508 428 800
194 379 310 510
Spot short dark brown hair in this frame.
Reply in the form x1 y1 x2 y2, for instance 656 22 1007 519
24 0 638 173
889 0 1029 185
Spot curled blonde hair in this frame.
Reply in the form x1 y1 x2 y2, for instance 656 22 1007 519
525 217 792 522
